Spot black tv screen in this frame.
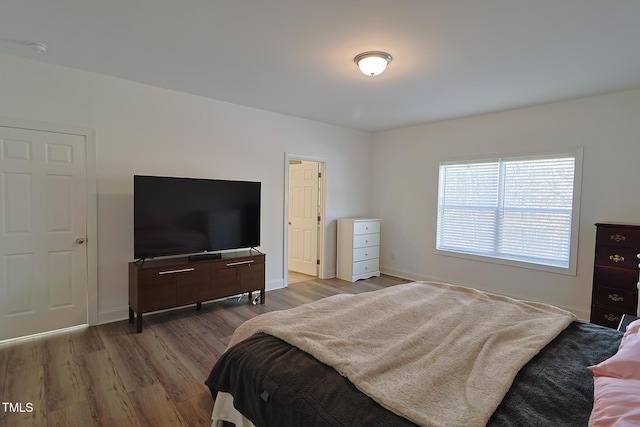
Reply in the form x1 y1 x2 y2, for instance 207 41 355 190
134 175 261 259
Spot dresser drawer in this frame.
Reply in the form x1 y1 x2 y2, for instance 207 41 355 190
590 304 625 329
353 233 380 248
353 221 380 235
352 259 379 276
595 247 639 269
595 285 638 311
597 225 640 249
593 265 639 291
353 246 379 263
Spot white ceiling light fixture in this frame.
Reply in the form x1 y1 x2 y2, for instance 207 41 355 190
354 51 392 77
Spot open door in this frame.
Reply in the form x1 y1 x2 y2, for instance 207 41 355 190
288 161 319 277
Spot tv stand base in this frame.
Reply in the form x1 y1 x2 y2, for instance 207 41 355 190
128 251 265 332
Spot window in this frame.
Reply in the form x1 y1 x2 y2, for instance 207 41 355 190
436 151 581 274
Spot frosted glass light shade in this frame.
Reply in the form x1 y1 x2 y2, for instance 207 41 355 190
354 51 392 76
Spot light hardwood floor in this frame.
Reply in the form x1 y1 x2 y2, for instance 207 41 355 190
287 270 316 284
0 275 409 427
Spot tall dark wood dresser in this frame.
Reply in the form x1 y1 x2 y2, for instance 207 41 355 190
590 223 640 328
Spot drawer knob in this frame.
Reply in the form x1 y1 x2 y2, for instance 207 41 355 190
609 254 625 263
608 293 624 302
610 234 626 243
604 314 620 322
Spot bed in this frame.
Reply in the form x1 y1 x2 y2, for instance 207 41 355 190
205 281 623 427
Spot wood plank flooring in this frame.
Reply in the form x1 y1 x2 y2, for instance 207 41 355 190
287 270 316 284
0 275 409 427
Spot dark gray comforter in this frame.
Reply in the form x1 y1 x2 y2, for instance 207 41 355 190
206 321 621 427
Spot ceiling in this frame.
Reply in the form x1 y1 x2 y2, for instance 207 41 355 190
2 1 640 132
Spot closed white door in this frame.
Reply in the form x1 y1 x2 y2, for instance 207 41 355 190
288 161 319 276
0 126 88 341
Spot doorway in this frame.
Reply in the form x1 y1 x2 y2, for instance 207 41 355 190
285 157 325 285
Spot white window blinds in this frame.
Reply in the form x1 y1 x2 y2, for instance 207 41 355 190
437 154 577 269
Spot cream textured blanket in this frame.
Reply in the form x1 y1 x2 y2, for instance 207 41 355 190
228 281 576 427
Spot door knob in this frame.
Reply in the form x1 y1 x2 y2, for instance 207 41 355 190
76 237 85 244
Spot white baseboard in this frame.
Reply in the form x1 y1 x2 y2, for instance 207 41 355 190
97 307 129 325
266 278 286 291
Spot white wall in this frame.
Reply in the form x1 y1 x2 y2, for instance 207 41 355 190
0 53 372 324
371 89 640 319
4 51 639 325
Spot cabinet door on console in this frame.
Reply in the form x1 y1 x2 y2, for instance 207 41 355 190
211 255 265 298
239 258 265 292
176 264 211 305
211 262 242 299
138 269 176 312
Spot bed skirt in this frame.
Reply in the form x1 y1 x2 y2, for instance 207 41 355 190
211 392 255 427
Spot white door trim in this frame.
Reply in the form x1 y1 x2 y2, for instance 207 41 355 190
284 153 327 281
0 115 98 326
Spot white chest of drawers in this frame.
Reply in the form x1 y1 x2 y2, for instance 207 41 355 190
337 218 381 282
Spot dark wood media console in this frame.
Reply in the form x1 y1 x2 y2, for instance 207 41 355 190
128 251 265 332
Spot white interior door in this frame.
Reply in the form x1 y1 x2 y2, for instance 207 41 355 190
0 126 88 341
288 161 319 276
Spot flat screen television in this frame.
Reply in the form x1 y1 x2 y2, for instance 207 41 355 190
134 175 261 260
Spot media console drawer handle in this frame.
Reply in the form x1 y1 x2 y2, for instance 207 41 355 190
158 268 195 275
226 260 255 267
